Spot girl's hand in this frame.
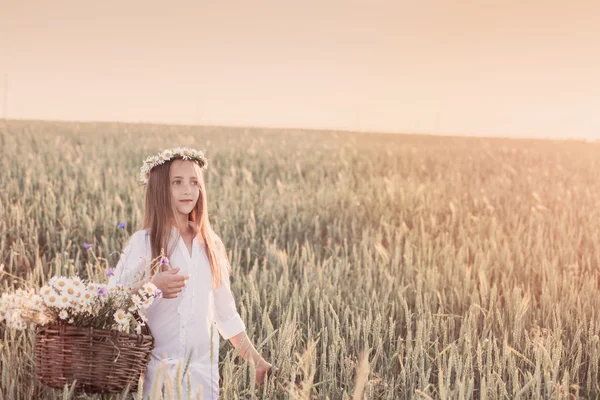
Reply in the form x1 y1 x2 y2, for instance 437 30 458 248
151 266 189 299
256 361 277 386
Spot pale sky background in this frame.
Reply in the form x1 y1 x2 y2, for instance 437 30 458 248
1 0 599 139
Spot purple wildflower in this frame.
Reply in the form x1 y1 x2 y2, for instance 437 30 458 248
98 287 107 296
160 256 170 266
154 288 163 298
117 221 127 229
83 242 92 250
106 268 115 277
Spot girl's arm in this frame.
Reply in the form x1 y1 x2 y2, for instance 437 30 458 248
212 242 246 339
228 331 271 369
108 231 148 288
108 231 158 304
212 239 273 382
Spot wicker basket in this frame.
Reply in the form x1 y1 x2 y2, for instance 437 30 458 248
34 322 154 393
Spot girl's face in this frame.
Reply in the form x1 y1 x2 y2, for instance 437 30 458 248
169 159 201 220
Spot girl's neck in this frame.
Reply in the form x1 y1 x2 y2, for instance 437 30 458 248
171 218 193 235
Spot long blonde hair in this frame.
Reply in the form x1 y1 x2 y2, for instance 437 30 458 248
142 156 229 289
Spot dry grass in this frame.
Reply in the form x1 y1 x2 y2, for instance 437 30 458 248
1 119 600 399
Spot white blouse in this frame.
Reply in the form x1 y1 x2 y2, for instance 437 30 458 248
108 227 246 400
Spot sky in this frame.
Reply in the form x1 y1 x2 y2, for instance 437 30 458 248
1 0 599 139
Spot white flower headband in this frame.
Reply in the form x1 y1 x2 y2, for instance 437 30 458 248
139 147 208 185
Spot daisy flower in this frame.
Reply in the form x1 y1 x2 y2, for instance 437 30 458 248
140 282 158 297
131 294 142 307
71 276 83 287
39 285 56 298
58 295 71 309
59 310 69 320
113 309 130 325
81 290 94 303
43 293 59 307
62 282 79 298
141 297 154 310
53 276 69 291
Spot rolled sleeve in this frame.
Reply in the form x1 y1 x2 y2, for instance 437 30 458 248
213 244 246 340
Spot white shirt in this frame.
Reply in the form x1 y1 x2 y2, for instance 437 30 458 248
108 227 246 400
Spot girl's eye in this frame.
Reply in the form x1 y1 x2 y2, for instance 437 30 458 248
173 180 181 185
191 181 198 185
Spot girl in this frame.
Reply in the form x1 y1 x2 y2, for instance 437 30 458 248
108 147 273 399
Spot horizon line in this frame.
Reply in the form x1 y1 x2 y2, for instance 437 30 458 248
2 116 598 143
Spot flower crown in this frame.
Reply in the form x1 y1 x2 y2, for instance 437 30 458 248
139 147 208 185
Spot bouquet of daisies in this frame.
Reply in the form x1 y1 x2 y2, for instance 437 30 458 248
0 232 162 393
0 275 161 335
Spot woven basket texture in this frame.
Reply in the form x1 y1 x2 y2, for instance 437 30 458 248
34 322 154 393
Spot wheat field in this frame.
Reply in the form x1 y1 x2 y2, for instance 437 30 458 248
1 120 600 399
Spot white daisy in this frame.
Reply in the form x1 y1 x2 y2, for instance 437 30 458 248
32 296 44 310
181 148 192 159
141 297 154 310
53 276 69 291
131 294 142 307
71 276 83 288
81 290 94 303
59 310 69 320
61 283 79 298
113 309 130 325
140 282 158 297
141 171 150 183
57 295 71 309
39 285 56 298
43 293 59 307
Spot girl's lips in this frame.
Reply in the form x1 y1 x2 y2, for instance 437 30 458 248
180 200 193 203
